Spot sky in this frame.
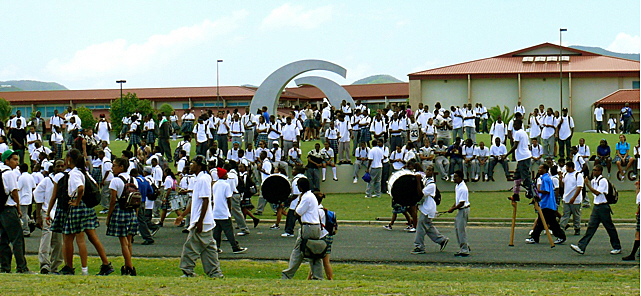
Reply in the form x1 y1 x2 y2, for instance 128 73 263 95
0 1 639 90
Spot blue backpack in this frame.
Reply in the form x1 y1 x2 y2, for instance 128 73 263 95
323 208 338 236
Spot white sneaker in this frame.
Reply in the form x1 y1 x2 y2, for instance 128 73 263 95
474 175 479 180
525 238 537 244
353 178 358 184
484 175 489 181
610 249 622 255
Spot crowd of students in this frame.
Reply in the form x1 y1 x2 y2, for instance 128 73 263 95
0 100 638 278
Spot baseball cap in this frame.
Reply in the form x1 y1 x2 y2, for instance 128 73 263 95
1 149 18 162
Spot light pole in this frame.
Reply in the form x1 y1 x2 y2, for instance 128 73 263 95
217 59 223 111
116 80 126 122
559 28 567 111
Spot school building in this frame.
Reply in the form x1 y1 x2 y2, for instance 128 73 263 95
0 83 409 125
408 43 640 131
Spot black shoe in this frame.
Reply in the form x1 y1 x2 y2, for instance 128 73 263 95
182 228 189 233
141 240 154 245
150 228 160 237
564 224 570 230
120 266 128 276
253 218 260 228
622 254 637 261
97 263 115 276
178 221 185 227
40 268 49 275
454 252 470 257
127 266 137 276
574 229 580 236
60 266 75 275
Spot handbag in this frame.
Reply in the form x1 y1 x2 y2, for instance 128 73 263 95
301 238 328 259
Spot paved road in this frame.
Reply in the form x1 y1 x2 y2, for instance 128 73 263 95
24 223 639 267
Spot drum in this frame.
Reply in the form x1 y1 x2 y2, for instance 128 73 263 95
387 169 423 207
169 194 184 212
177 194 190 210
261 173 292 204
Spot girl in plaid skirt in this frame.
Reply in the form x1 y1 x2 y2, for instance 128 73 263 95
51 148 113 276
51 126 64 160
160 168 183 226
106 157 138 275
255 116 269 146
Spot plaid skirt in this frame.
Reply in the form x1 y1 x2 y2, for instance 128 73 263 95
106 204 138 237
161 191 175 210
52 201 100 234
130 133 141 145
92 167 102 184
360 127 371 143
328 139 338 156
241 195 254 210
322 235 334 255
181 121 194 134
256 133 268 146
171 122 180 133
147 130 156 143
54 143 63 160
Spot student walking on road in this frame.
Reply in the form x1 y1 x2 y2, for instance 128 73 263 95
412 165 449 254
447 170 470 257
571 165 622 255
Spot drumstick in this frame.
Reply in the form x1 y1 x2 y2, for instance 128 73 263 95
509 199 517 247
532 201 555 248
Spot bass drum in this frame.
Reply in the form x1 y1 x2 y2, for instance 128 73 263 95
261 173 292 204
387 169 423 207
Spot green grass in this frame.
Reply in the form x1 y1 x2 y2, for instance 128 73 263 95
2 256 638 295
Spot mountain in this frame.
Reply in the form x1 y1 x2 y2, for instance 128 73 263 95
570 46 639 61
351 75 403 85
0 80 68 91
0 85 23 92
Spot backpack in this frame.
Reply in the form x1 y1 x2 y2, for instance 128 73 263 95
83 173 101 208
314 111 321 122
601 177 618 205
134 122 142 135
56 172 71 211
0 169 8 212
426 179 442 205
147 178 160 201
174 142 186 162
117 176 142 210
323 208 338 236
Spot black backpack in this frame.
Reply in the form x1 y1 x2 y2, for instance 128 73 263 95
601 177 618 205
426 180 442 205
83 173 101 208
0 169 9 212
56 172 70 211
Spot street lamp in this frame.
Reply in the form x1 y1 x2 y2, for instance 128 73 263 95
559 28 567 111
116 80 126 121
217 59 223 111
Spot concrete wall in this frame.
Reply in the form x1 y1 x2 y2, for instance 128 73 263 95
409 80 422 111
470 78 518 109
421 79 468 108
521 77 569 114
571 77 620 131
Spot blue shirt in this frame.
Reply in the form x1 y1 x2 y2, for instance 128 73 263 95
621 107 632 119
538 173 556 211
616 142 629 155
263 112 270 123
136 176 154 202
448 145 463 159
596 145 610 157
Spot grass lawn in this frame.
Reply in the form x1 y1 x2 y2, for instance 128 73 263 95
2 256 638 295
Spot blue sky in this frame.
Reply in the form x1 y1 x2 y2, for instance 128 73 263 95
1 1 639 90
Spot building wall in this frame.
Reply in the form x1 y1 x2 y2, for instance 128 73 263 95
470 78 519 110
521 77 569 115
409 80 422 110
420 79 468 108
571 77 620 131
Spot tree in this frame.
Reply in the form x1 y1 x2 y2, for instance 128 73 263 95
0 98 11 122
158 103 174 117
487 105 514 128
76 107 97 130
109 92 155 133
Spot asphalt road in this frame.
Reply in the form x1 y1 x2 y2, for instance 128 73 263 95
24 222 639 267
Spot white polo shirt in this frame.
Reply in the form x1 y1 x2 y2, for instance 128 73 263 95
296 191 320 224
455 181 470 208
514 130 532 162
541 115 555 139
17 172 35 205
591 176 608 205
34 174 58 218
419 178 438 218
190 171 215 232
558 116 574 140
290 174 307 210
562 171 583 204
1 164 18 206
490 122 507 143
102 158 113 183
110 172 134 199
212 179 233 220
368 146 384 169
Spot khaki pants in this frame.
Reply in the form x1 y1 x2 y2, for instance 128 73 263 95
282 224 323 280
455 208 470 254
38 210 63 272
179 228 223 278
230 194 248 233
414 212 447 251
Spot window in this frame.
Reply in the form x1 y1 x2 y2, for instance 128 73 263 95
633 81 640 89
83 105 108 110
13 106 32 116
193 102 224 108
36 106 67 117
183 103 190 109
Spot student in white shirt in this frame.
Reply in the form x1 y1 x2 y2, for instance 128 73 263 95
335 115 352 164
212 168 248 254
540 108 556 159
607 115 617 134
446 170 471 256
461 139 478 181
321 141 337 182
353 142 370 183
35 160 65 274
98 150 113 214
594 104 605 133
176 150 188 176
530 138 544 178
489 116 507 145
281 178 323 280
571 164 621 255
412 165 449 254
390 145 406 172
193 117 211 157
106 158 139 275
476 141 490 181
506 120 535 199
559 162 583 236
174 156 224 278
366 139 385 198
557 108 575 161
17 163 36 236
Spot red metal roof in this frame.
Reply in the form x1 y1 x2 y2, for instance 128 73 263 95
595 89 640 110
285 83 408 100
409 43 640 79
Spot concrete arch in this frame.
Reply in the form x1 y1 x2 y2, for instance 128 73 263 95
294 76 354 108
249 60 346 114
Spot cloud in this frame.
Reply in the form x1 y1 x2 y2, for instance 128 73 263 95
262 3 333 30
0 65 19 80
606 33 640 53
45 10 248 81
